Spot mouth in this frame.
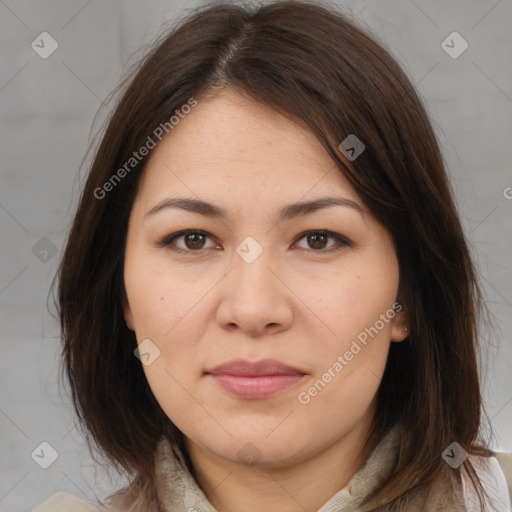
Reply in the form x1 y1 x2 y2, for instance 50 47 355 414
204 359 308 399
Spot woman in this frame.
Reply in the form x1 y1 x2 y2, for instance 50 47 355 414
40 1 511 510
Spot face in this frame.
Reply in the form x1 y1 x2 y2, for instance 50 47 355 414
123 89 408 468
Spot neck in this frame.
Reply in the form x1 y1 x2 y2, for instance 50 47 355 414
184 415 378 512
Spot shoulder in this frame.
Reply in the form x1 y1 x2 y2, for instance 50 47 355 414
32 492 115 512
462 453 512 511
494 451 512 481
494 451 512 499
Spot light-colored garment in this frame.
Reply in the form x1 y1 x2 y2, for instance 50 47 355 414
494 450 512 503
462 454 511 511
32 491 98 512
33 425 512 512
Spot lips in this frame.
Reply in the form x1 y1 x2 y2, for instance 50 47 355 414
205 359 307 399
207 358 306 376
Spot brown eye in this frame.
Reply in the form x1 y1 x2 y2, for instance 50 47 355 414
294 230 350 252
183 232 207 250
307 233 329 250
159 230 217 252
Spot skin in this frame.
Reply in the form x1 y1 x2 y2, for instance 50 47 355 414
123 89 409 512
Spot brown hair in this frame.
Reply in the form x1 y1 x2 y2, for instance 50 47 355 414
51 0 496 509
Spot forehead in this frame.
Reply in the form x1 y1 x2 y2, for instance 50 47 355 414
134 89 361 215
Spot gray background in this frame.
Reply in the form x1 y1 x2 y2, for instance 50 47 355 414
1 0 511 510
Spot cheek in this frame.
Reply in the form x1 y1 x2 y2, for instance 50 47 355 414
299 254 398 377
124 258 211 399
124 253 199 335
127 267 207 421
140 361 203 440
312 273 397 339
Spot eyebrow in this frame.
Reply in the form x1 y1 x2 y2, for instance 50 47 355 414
145 196 366 222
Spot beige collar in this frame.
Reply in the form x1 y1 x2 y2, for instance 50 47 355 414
154 423 403 512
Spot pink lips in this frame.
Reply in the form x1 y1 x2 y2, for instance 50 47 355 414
205 359 307 399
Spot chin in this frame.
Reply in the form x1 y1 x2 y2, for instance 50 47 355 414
197 426 311 468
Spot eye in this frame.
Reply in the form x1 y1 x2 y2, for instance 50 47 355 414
158 229 351 255
158 230 219 253
293 230 351 253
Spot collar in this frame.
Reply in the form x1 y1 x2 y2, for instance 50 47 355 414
154 423 403 512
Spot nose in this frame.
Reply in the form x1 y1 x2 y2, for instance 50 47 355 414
215 245 294 337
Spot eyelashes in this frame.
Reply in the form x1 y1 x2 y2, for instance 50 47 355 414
157 229 352 255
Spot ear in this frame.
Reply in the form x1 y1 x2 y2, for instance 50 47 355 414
123 299 135 331
390 309 409 343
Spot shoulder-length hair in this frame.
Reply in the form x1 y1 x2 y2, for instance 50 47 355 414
52 0 495 509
